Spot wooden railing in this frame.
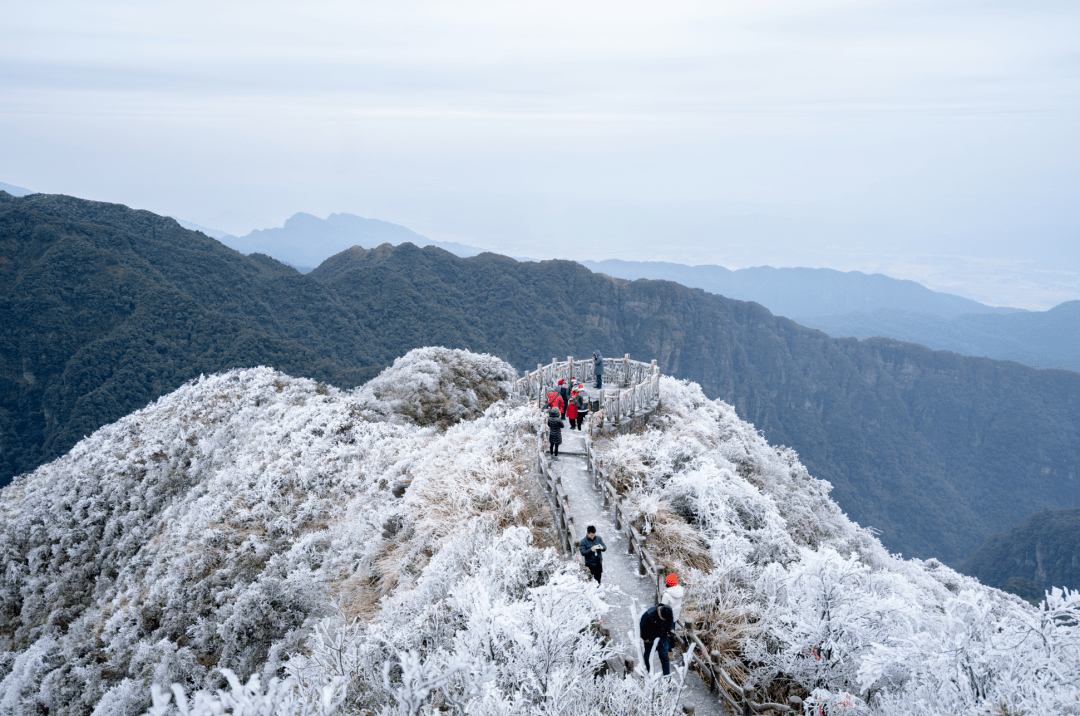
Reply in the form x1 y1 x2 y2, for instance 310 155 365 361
583 432 792 715
527 358 792 713
513 355 662 433
534 429 581 557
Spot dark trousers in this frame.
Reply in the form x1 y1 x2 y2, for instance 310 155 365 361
571 416 584 430
587 562 602 584
643 635 671 675
549 441 560 456
595 374 603 389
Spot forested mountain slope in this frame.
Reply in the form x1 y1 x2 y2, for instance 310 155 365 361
800 302 1080 373
958 508 1080 600
314 245 1080 563
0 192 381 480
3 192 1080 564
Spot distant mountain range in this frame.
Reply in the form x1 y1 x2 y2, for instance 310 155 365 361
5 192 1079 565
0 182 32 197
214 211 488 272
958 509 1080 602
800 305 1080 372
581 260 1021 318
583 259 1079 373
201 219 1080 375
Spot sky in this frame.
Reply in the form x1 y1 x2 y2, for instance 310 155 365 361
2 0 1078 309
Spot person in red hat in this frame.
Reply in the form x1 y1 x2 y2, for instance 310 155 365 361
661 573 684 624
557 379 570 418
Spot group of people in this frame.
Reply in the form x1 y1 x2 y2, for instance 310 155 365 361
545 379 590 459
545 355 683 677
542 351 607 460
580 525 686 677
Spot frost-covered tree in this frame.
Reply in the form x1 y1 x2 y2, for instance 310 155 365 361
1 351 1076 715
593 376 1080 714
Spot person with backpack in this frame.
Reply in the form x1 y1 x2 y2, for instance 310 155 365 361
639 604 674 676
579 525 606 583
558 379 570 418
547 408 564 460
546 390 564 415
593 351 604 390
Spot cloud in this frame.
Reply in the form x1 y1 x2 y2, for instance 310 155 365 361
1 0 1078 305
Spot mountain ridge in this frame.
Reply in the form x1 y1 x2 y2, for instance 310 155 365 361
3 192 1080 563
219 211 488 269
581 259 1022 318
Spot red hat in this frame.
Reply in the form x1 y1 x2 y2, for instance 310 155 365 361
666 574 678 587
558 379 564 385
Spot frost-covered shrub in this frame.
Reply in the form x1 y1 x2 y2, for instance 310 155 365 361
358 347 517 429
0 350 542 716
4 354 1077 715
144 669 345 716
594 376 1080 714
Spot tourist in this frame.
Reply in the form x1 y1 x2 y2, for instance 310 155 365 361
558 379 570 418
579 525 606 583
567 390 586 430
593 351 604 390
661 573 684 623
639 604 674 676
547 408 564 460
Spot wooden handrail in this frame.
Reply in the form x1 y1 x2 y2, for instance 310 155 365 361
529 363 785 713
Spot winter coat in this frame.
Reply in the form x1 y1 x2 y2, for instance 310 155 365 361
579 534 606 566
547 416 564 445
593 353 604 376
546 392 564 413
566 396 580 420
639 605 673 640
559 384 570 407
661 585 685 624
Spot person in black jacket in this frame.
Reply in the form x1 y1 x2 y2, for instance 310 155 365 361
639 604 674 676
579 525 605 583
557 379 570 418
547 408 564 460
593 351 604 390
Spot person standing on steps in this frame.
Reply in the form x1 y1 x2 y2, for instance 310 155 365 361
639 604 674 676
574 386 590 428
566 389 585 431
593 351 604 390
547 408 564 460
558 379 570 418
546 389 564 415
579 525 606 583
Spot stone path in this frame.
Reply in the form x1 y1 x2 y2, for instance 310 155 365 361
549 428 724 716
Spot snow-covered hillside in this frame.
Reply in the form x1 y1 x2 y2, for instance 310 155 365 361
0 348 1076 715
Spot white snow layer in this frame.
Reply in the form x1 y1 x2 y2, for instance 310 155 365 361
0 348 1075 716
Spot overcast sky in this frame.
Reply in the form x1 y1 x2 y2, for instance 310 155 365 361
2 0 1078 308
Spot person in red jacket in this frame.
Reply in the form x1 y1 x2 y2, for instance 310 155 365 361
566 388 584 430
546 390 564 415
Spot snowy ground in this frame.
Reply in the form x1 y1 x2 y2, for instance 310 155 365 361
549 429 725 716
